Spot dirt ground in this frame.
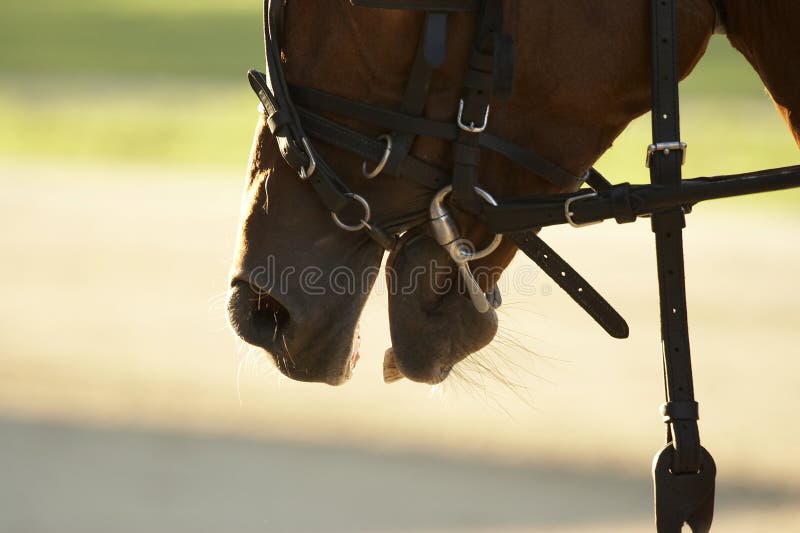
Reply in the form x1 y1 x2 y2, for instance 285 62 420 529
0 160 798 532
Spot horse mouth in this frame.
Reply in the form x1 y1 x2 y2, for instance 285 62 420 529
385 232 499 385
227 280 360 386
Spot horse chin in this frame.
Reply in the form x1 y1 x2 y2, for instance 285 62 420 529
386 233 499 385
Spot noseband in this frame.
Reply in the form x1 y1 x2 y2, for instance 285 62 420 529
247 1 800 530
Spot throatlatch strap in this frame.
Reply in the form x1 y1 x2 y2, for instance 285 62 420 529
649 1 716 531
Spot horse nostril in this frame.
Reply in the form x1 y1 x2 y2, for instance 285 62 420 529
251 292 290 335
227 281 292 348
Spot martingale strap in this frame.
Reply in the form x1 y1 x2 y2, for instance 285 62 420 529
649 1 715 531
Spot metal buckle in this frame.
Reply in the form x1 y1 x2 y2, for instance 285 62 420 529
331 194 372 232
298 138 317 180
456 99 490 133
564 192 601 228
430 185 503 314
646 141 688 168
362 134 392 179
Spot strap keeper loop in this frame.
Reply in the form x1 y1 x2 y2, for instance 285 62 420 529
660 401 700 423
267 110 293 135
610 183 638 224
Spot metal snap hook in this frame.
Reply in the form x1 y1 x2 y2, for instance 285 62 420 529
362 134 393 179
429 185 504 313
331 193 372 232
430 185 503 260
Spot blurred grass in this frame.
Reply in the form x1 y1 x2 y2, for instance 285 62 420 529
1 0 797 206
0 0 262 79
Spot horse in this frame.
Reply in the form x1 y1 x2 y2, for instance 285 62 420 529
227 0 800 386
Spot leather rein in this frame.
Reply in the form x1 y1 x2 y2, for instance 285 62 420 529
247 1 799 531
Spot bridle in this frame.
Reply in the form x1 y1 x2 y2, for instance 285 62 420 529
247 0 799 531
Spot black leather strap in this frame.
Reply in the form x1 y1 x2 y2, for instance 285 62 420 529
297 108 450 190
480 166 800 232
649 2 715 531
650 0 700 476
508 231 629 339
660 401 699 423
452 0 510 213
289 84 584 190
383 12 446 178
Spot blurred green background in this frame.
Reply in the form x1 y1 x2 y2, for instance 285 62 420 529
1 2 798 533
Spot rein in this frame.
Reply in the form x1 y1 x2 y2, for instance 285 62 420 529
247 1 800 530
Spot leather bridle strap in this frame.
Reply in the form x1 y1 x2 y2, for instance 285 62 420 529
382 12 446 179
289 84 585 190
508 231 629 339
452 0 512 213
649 2 715 531
480 166 800 231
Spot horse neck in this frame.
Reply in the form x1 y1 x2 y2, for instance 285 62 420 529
723 0 800 146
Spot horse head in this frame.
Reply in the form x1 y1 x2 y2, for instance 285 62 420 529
227 0 720 385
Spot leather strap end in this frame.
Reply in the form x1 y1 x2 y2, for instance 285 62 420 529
508 231 630 339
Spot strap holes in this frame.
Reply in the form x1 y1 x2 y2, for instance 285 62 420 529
662 113 669 120
668 270 674 275
672 307 678 314
561 271 566 277
543 254 549 259
578 287 584 293
674 347 680 353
